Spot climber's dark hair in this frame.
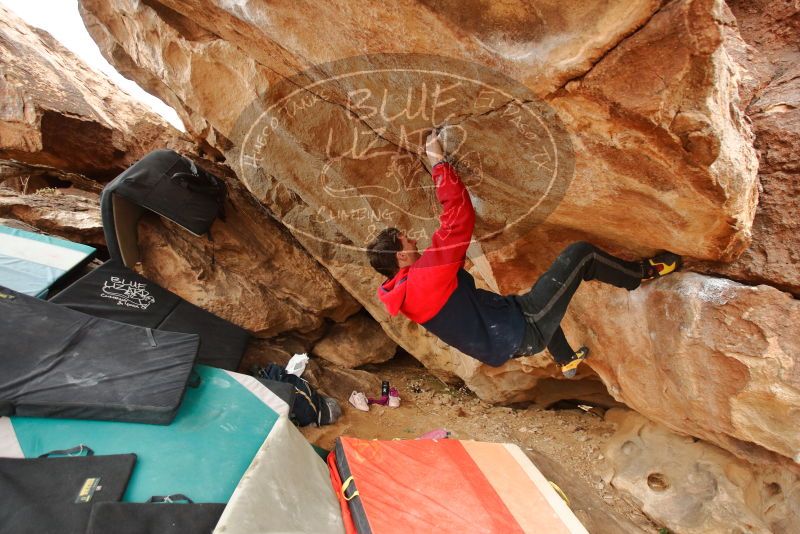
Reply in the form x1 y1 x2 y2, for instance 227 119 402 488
367 227 402 278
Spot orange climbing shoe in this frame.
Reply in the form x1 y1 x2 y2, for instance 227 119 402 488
642 252 682 280
560 346 589 378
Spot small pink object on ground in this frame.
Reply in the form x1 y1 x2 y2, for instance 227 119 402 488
417 428 450 440
367 395 388 406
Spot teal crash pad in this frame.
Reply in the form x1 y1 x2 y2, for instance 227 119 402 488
0 224 95 298
10 365 280 502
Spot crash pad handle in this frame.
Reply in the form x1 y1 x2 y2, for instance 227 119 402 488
148 493 194 504
188 369 202 388
341 476 360 501
38 444 94 457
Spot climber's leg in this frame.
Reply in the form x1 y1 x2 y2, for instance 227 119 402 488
545 326 575 365
513 242 682 375
547 326 590 378
515 241 643 335
514 242 643 373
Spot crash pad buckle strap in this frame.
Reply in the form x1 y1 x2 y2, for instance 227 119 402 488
148 493 194 504
146 328 157 347
38 444 94 457
295 388 319 416
341 475 359 501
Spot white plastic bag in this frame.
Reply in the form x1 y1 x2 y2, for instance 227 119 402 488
285 353 309 377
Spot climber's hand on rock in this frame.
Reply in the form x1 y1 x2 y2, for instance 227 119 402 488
425 130 444 168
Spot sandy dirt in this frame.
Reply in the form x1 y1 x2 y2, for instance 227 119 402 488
301 354 660 533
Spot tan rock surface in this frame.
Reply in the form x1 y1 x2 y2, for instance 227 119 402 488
696 0 800 293
0 6 181 180
562 273 800 468
304 359 382 402
0 186 103 245
80 0 757 261
136 162 361 337
604 408 800 533
312 311 397 368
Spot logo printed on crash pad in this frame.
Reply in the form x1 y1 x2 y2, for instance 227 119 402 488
101 276 155 309
75 477 101 503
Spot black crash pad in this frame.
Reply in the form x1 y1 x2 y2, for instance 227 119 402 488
49 261 249 371
85 501 225 534
0 452 136 534
100 149 225 267
0 285 198 424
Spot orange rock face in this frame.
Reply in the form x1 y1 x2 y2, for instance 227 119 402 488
312 311 397 368
0 6 179 180
697 0 800 294
134 162 361 337
77 0 798 474
563 273 800 469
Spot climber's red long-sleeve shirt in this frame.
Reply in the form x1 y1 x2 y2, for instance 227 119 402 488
377 162 526 367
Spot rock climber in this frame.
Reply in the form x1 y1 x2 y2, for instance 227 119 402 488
366 130 682 377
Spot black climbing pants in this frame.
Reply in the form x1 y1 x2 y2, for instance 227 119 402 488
513 241 643 365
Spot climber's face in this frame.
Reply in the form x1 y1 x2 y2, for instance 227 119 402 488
396 233 420 267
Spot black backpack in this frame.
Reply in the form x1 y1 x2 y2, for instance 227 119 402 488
254 364 337 427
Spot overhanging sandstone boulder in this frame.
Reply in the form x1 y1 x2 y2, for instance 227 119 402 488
79 0 758 363
79 0 757 262
75 0 800 476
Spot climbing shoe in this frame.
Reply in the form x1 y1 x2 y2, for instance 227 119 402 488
641 252 682 280
560 346 590 379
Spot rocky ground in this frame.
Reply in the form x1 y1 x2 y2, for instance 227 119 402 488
302 354 661 533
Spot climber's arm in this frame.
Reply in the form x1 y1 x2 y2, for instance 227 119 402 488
413 134 475 270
